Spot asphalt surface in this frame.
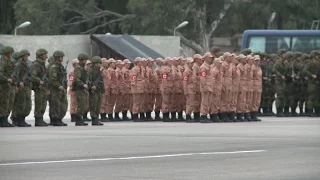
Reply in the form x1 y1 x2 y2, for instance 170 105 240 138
1 117 320 180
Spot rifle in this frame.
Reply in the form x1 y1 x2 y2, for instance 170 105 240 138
10 71 18 85
22 63 31 86
291 63 296 82
88 70 103 94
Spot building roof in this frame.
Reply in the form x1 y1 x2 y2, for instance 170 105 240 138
90 34 164 61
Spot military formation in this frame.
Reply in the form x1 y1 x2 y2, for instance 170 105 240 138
0 45 319 127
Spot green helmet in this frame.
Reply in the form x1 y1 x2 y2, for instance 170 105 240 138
12 52 21 60
240 48 252 55
2 46 14 54
284 52 293 59
53 50 65 58
20 49 30 57
36 48 48 57
270 53 278 60
77 53 89 61
301 53 310 60
48 56 55 64
277 48 287 55
91 56 102 63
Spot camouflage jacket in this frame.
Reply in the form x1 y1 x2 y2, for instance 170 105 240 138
14 60 32 87
88 66 104 93
73 64 87 90
49 61 66 90
30 58 46 88
0 55 16 85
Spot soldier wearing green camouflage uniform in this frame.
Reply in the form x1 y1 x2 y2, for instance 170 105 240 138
48 51 68 126
0 46 16 127
88 56 104 126
46 56 55 125
30 49 49 126
73 53 90 126
303 50 320 117
12 52 21 64
260 53 274 116
11 49 32 127
273 52 291 117
289 52 302 116
298 54 310 116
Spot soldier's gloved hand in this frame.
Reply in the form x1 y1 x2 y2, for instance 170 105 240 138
19 82 24 87
7 78 13 83
59 86 64 90
83 84 88 89
92 86 97 90
312 74 317 79
40 80 44 85
263 77 268 80
281 75 286 80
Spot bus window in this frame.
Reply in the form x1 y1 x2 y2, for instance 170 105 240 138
292 36 320 53
248 36 266 52
265 36 290 53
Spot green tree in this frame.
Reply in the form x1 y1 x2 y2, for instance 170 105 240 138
0 0 17 34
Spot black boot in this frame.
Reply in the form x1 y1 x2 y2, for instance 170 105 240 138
283 107 290 117
71 114 76 122
223 112 232 122
193 112 200 122
299 107 304 116
236 113 244 122
276 108 284 117
4 116 14 127
83 112 91 122
291 106 298 117
200 115 211 123
177 112 185 121
53 118 64 126
18 116 31 127
132 114 141 122
257 108 262 116
92 117 103 126
139 113 145 121
35 117 48 127
170 112 177 122
244 113 251 121
58 118 67 126
315 108 320 117
185 114 195 123
162 113 170 122
122 111 129 121
147 112 154 121
210 114 220 123
114 112 121 121
229 112 238 122
262 108 268 116
108 114 115 121
268 106 275 116
154 111 161 121
49 116 54 126
11 116 19 127
75 115 88 126
100 113 108 122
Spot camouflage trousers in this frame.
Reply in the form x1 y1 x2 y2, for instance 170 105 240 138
33 88 48 117
89 92 102 118
0 84 15 117
75 89 88 116
49 89 68 119
12 87 32 118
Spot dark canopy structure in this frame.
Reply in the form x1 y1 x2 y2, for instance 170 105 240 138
90 34 164 61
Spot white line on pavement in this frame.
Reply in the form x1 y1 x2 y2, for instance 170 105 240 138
0 150 266 166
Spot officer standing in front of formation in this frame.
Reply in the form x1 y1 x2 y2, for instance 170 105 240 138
87 56 104 126
11 49 32 127
0 46 16 127
199 52 214 123
30 48 49 126
73 53 89 126
183 57 196 122
303 50 320 117
69 59 79 122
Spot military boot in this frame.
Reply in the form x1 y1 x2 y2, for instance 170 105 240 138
283 107 290 117
315 108 320 117
193 112 200 122
236 113 244 122
114 112 121 121
210 114 220 123
254 112 262 121
262 108 268 116
132 114 141 122
229 112 239 122
177 112 185 121
34 117 47 127
291 106 298 117
75 115 88 126
53 118 64 126
71 114 76 122
100 113 108 122
170 112 177 122
147 112 154 121
276 108 285 117
92 117 103 126
200 115 211 123
59 118 67 126
268 106 275 116
0 116 14 127
18 116 31 127
162 113 170 122
154 111 161 121
185 114 195 123
257 108 262 116
244 113 251 121
122 111 129 121
139 113 146 121
83 112 91 122
11 116 19 127
49 116 54 126
223 113 232 122
108 114 114 121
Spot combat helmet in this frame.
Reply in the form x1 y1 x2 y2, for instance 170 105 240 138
77 53 89 61
91 56 102 63
36 48 48 57
53 50 65 58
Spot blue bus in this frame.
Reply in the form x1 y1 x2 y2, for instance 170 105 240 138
241 30 320 53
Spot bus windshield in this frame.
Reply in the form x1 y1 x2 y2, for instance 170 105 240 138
242 30 320 53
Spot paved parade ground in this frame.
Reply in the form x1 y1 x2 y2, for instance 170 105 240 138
1 117 320 180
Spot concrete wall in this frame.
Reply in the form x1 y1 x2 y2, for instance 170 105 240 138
0 34 181 72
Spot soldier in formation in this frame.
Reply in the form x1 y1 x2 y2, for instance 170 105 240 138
1 46 319 127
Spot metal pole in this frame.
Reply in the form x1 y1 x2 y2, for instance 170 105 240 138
14 28 17 36
174 28 177 36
